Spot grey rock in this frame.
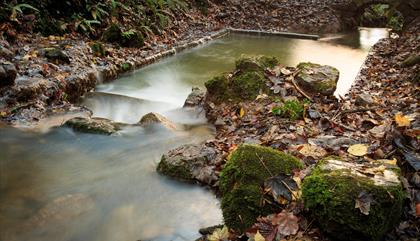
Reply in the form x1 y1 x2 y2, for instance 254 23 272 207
295 62 339 96
65 117 123 135
157 144 219 185
183 87 206 108
138 112 177 130
355 93 374 106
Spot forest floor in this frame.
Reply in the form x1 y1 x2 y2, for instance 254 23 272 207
198 17 419 241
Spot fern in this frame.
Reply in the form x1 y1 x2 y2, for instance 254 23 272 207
9 3 39 21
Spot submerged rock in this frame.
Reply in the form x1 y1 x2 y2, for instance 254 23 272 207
302 158 404 241
24 193 95 230
138 112 176 130
219 144 303 232
295 62 339 96
205 56 277 103
157 144 219 185
183 87 206 108
65 117 122 135
0 62 17 87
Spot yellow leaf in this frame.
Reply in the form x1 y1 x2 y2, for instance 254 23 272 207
348 144 369 156
239 107 245 118
395 113 411 127
255 230 266 241
208 226 229 241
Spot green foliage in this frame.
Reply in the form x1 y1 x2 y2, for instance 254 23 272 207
272 99 307 120
74 15 101 34
8 3 39 21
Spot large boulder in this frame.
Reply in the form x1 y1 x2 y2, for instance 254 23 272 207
138 112 176 130
295 62 339 96
205 56 277 103
219 144 303 232
0 62 17 87
302 158 404 241
157 144 219 185
65 117 122 135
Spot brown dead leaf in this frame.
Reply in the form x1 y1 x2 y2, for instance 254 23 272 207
272 210 299 236
298 144 327 158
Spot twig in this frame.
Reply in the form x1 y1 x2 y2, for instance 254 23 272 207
256 153 274 177
332 107 376 121
290 70 313 102
281 180 299 200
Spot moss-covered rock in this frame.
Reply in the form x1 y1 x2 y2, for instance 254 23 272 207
102 24 144 48
302 158 404 241
65 117 122 135
296 62 339 96
205 56 278 103
220 144 303 232
43 48 70 64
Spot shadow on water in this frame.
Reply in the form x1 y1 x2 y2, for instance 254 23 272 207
0 28 388 241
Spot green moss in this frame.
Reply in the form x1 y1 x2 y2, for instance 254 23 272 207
220 144 303 231
90 42 106 57
230 72 267 100
235 56 278 72
271 99 306 120
157 156 193 181
302 162 405 241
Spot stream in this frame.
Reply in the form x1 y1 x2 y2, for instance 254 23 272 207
0 28 388 241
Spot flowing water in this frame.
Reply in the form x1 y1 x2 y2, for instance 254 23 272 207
0 28 388 241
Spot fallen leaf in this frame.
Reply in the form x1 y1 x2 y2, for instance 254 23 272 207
416 203 420 217
298 144 327 158
208 226 229 241
272 211 299 236
355 191 374 215
240 107 245 118
348 144 369 156
255 230 266 241
395 113 411 127
265 174 299 204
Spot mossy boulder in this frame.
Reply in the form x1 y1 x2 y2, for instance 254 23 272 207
302 158 405 241
65 117 122 135
205 56 278 103
157 144 219 185
43 48 70 64
219 144 303 232
295 62 339 96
